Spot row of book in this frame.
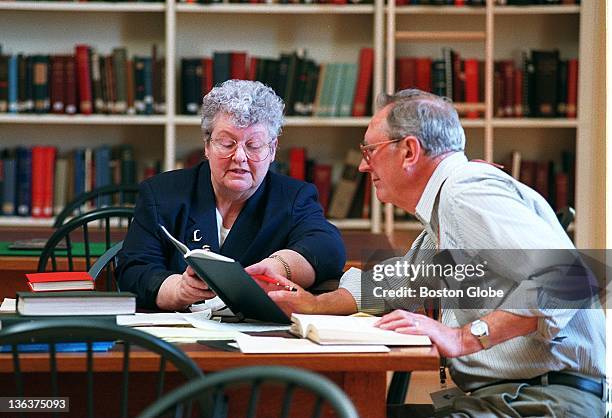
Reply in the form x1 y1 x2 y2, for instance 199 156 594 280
181 48 374 118
396 49 578 119
494 51 578 118
0 145 162 219
504 150 575 211
0 45 165 115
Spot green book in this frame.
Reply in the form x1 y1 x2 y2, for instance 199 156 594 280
16 291 136 317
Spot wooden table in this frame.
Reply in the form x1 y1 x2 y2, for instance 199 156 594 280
0 341 439 418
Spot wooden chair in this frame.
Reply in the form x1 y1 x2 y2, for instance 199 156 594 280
0 318 203 418
53 184 139 228
136 365 360 418
38 207 134 282
87 240 124 290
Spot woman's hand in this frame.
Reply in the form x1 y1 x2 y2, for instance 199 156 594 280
156 266 216 311
245 263 318 316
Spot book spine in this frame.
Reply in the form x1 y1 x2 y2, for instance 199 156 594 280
352 48 374 117
0 55 8 113
75 45 93 115
50 55 65 114
64 55 78 115
566 59 578 118
43 146 56 218
30 146 45 218
16 147 32 216
7 55 18 113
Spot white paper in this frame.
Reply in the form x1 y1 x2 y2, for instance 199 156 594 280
234 335 390 354
116 310 212 327
179 313 290 333
134 326 241 343
0 298 16 313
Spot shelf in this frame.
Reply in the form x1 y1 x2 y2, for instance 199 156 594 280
491 118 578 128
330 219 372 230
493 5 580 15
0 1 165 12
0 114 167 125
395 30 486 42
176 3 374 14
174 115 372 127
393 5 485 15
0 217 54 227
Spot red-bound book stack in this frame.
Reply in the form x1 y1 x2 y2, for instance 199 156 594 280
25 272 95 292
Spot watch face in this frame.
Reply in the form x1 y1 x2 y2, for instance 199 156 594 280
471 321 487 336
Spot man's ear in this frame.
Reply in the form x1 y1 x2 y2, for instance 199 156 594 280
400 136 421 169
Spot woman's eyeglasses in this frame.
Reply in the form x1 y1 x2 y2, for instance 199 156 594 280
209 137 276 162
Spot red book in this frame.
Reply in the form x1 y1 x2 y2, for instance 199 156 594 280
64 55 78 114
202 57 213 95
534 161 549 200
519 160 536 190
415 58 432 92
502 60 514 117
25 271 95 292
30 146 46 218
248 57 258 81
75 45 93 115
566 59 578 118
312 164 332 214
464 59 479 119
514 68 523 117
352 48 374 117
50 56 65 114
230 52 247 80
289 147 306 181
396 57 416 91
454 0 465 5
43 146 57 218
555 172 569 210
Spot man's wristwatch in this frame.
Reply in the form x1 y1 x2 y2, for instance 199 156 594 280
470 319 490 349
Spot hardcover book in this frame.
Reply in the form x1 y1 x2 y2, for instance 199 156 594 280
25 272 95 292
16 291 135 316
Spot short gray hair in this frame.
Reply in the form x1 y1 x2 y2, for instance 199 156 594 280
201 80 284 141
376 89 465 157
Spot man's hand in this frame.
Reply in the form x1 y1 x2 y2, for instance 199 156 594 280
156 266 216 311
375 310 464 358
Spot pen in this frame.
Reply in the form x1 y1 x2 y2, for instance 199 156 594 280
251 274 298 292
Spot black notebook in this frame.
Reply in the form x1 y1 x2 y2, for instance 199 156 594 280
159 225 290 324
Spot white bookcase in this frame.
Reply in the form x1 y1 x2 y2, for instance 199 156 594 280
384 0 604 248
0 0 605 248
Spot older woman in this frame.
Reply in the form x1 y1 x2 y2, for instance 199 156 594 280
117 80 346 310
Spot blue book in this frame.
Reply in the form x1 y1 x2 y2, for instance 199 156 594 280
0 342 115 353
142 57 153 115
73 148 86 198
15 147 32 216
94 146 111 207
7 55 18 114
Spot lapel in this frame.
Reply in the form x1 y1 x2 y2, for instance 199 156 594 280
186 162 220 253
219 174 269 261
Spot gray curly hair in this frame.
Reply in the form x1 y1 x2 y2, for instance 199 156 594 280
201 80 285 141
376 88 465 157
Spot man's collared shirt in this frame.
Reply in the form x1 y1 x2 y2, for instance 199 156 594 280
339 152 605 391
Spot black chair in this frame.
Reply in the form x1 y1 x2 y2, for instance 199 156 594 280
88 240 124 290
38 207 134 278
53 184 139 228
0 318 203 418
386 205 578 411
136 365 360 418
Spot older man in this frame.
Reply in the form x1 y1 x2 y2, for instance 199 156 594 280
269 89 605 417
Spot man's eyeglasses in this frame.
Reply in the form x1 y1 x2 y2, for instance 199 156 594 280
209 137 276 162
359 138 403 164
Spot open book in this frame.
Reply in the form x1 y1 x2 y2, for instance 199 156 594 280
159 225 290 324
290 314 432 346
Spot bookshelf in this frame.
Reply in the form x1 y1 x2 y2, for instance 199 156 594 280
0 1 605 248
384 0 605 249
